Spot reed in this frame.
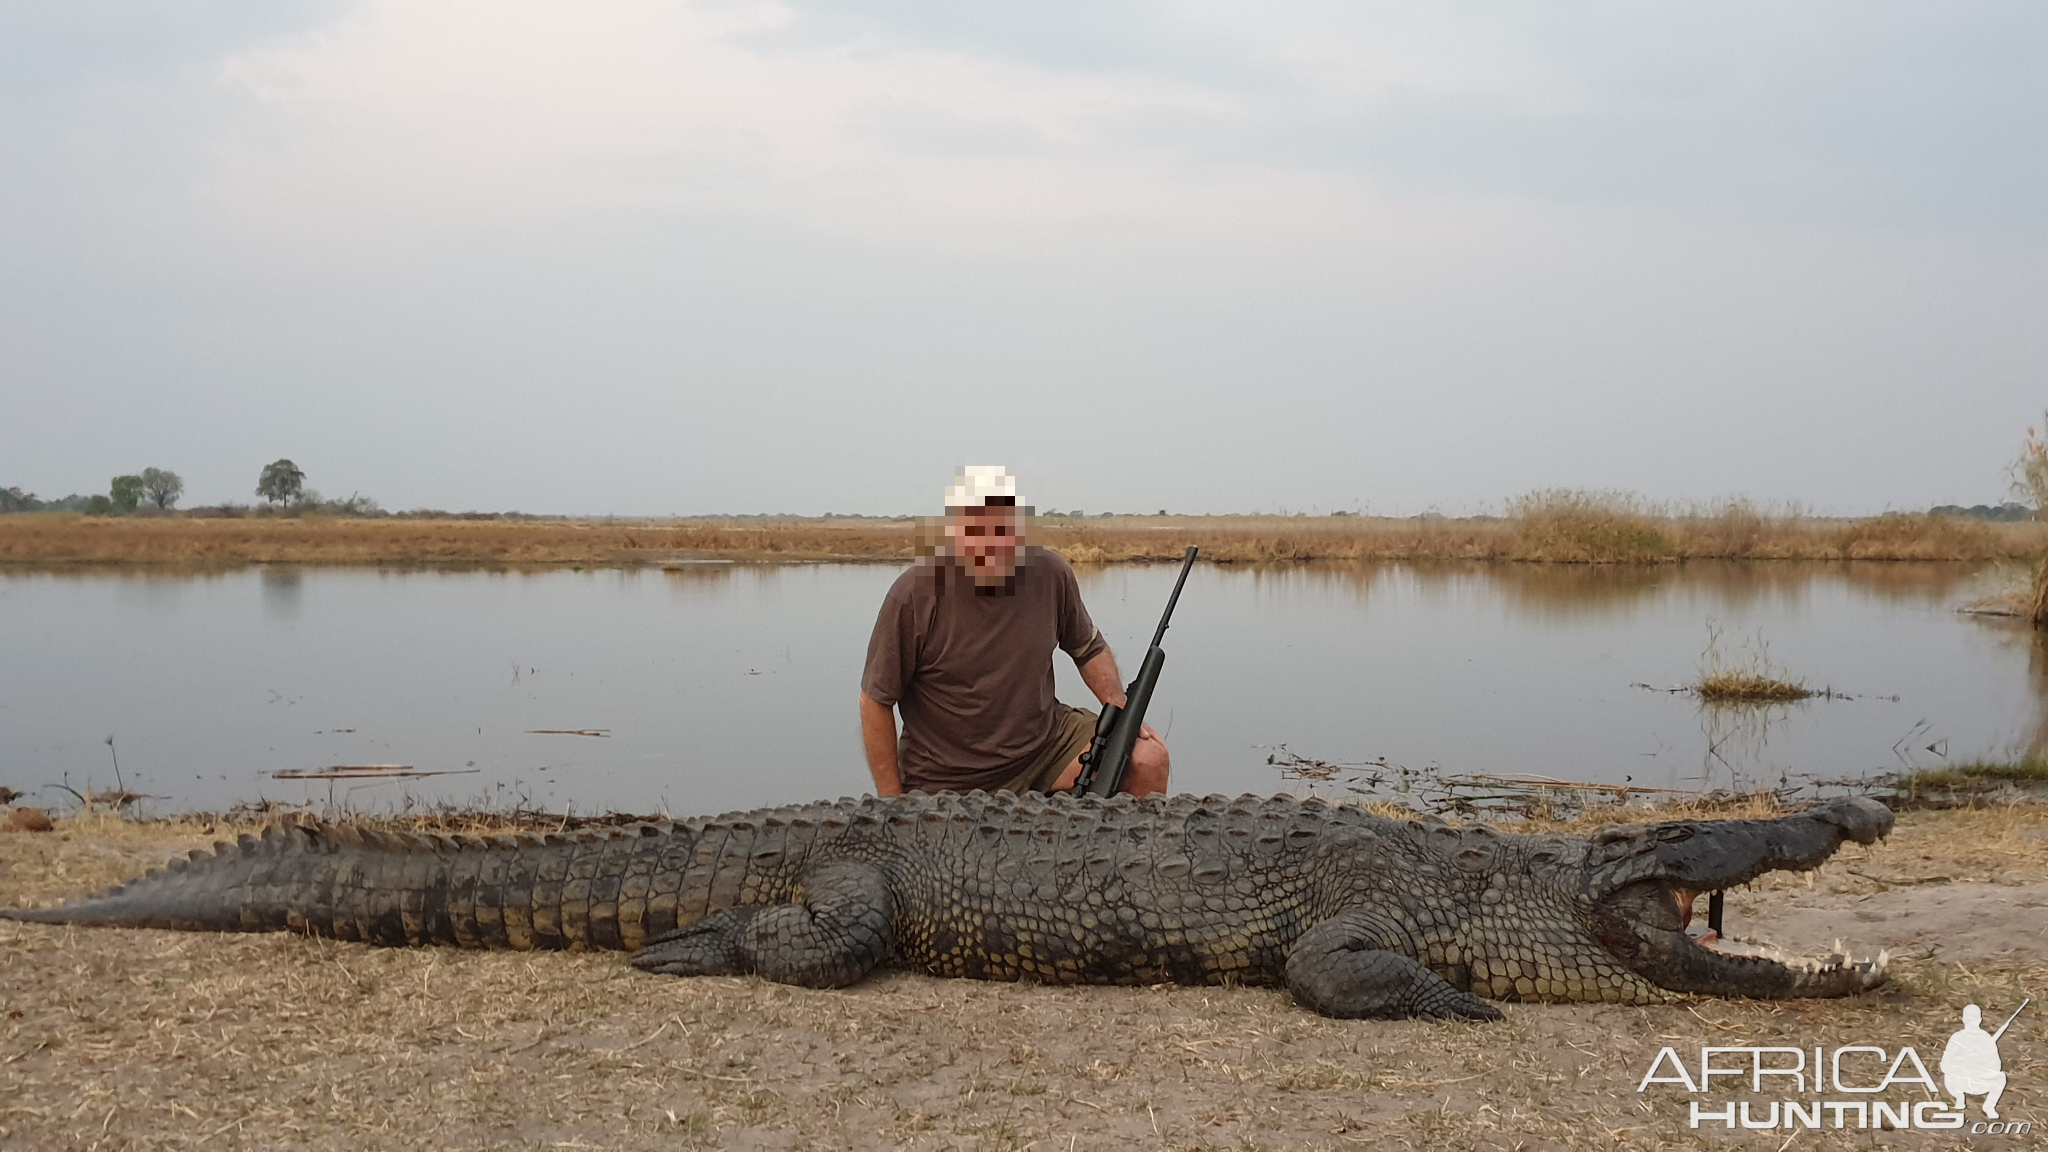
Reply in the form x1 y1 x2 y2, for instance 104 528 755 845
0 499 2040 568
1692 624 1814 703
1506 489 1669 562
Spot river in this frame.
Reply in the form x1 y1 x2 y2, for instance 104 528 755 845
0 561 2035 815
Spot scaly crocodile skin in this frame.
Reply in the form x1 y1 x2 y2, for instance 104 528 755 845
0 792 1894 1020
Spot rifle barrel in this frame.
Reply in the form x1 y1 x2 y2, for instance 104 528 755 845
1148 546 1198 649
1992 998 2031 1042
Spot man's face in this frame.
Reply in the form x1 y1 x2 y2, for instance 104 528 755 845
947 505 1020 582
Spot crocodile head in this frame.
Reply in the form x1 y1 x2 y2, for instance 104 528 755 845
1573 796 1893 999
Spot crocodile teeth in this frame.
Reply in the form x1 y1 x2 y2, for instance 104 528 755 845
1696 933 1889 978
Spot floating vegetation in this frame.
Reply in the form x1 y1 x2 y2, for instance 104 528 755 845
269 764 480 781
1692 622 1814 703
1696 672 1814 703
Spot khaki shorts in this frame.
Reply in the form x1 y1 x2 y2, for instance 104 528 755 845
996 705 1099 794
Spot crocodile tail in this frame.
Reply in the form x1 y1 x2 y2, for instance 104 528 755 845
0 821 693 952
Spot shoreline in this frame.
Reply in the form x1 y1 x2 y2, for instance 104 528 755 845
1 510 2039 568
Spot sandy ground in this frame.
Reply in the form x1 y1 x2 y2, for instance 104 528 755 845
3 804 2045 1151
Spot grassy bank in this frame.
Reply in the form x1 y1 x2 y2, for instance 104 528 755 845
3 802 2042 1150
1892 759 2048 805
1 498 2040 568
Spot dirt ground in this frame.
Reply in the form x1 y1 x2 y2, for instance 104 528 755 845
3 804 2044 1151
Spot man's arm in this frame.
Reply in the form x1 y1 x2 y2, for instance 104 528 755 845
858 692 905 796
1077 648 1126 709
1077 646 1164 746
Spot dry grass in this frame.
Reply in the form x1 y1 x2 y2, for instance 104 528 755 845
1505 489 1671 563
1830 510 2006 561
3 802 2046 1149
1894 759 2048 798
2 497 2042 568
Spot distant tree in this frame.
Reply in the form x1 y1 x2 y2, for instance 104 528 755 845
139 467 184 510
85 494 114 515
257 459 306 507
109 475 143 513
0 487 38 513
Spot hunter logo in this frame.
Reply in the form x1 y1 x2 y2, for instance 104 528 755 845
1945 1000 2027 1120
1637 999 2032 1135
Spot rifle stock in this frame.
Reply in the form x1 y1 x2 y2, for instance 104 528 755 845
1073 546 1197 797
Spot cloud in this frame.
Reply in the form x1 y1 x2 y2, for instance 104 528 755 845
208 0 1311 256
2 0 2044 514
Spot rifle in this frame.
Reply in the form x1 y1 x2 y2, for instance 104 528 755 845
1992 998 2030 1043
1072 546 1198 797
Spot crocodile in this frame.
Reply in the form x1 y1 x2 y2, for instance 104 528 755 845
0 791 1895 1020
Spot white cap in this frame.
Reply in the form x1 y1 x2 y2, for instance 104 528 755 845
945 465 1018 508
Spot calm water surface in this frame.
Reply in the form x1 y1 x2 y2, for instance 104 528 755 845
1 562 2037 815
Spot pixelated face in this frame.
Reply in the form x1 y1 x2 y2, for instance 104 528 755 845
946 500 1023 584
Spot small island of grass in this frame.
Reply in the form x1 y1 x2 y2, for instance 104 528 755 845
1691 624 1815 703
1694 670 1815 703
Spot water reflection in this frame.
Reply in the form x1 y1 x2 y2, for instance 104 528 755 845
1193 561 1992 627
1973 619 2048 762
0 561 2035 815
1696 701 1803 790
259 567 304 619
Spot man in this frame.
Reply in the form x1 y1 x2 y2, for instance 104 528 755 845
859 467 1170 797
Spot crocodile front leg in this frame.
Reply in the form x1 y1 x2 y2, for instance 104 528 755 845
631 860 896 989
1286 912 1503 1021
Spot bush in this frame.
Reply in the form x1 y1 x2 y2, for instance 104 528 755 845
1832 512 1995 559
1507 489 1671 562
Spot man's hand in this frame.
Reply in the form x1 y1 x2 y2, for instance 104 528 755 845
858 693 905 796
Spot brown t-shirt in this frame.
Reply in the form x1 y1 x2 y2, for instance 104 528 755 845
862 547 1107 793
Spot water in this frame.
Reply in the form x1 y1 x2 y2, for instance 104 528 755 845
0 562 2037 816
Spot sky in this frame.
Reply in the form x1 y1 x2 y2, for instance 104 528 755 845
3 1 2045 516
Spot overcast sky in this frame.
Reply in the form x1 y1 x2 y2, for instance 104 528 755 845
3 1 2044 516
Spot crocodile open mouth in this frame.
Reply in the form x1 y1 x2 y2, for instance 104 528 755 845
1669 886 1890 990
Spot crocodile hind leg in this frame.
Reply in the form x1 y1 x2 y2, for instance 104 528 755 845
1286 913 1504 1021
631 860 896 989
